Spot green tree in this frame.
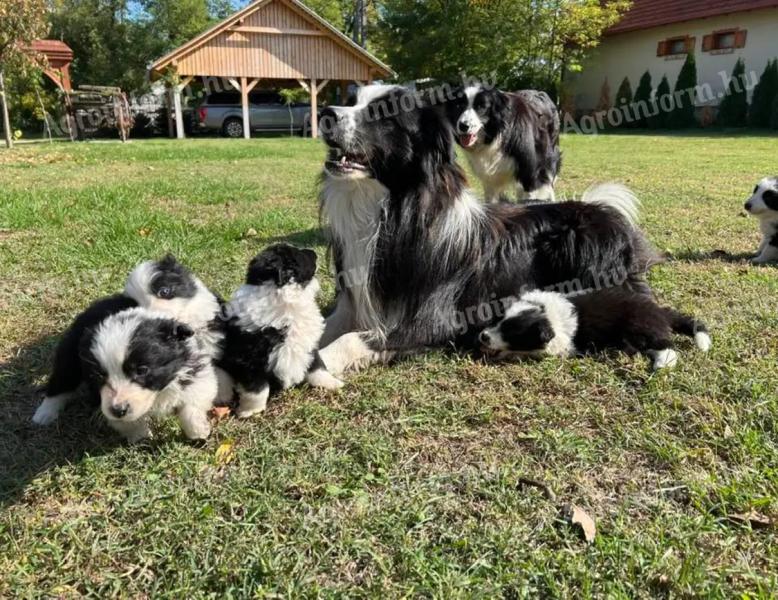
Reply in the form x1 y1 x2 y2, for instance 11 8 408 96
717 58 748 127
0 0 49 148
771 94 778 130
749 58 778 128
649 75 671 129
632 70 652 128
614 76 633 128
376 0 630 94
668 53 697 129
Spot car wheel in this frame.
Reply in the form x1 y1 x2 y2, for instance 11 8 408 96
223 118 244 138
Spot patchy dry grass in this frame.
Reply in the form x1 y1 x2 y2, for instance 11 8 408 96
0 135 776 597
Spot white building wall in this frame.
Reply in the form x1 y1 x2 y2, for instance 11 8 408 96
568 7 778 111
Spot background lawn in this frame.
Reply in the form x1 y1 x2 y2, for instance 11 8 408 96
1 134 776 597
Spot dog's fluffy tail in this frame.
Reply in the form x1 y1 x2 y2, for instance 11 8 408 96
664 308 713 352
581 183 641 227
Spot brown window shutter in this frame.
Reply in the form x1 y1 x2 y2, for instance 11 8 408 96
657 40 667 56
702 34 714 51
735 29 748 48
685 36 696 53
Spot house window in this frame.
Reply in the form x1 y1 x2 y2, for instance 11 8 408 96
703 29 747 52
657 36 694 57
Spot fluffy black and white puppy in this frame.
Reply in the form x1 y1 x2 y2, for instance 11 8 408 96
479 289 712 370
744 176 778 264
445 85 561 202
32 255 228 425
217 244 343 419
317 85 657 375
81 308 217 442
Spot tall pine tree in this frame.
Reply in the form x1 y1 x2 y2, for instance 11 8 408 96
632 70 652 128
749 59 778 128
668 53 698 129
650 75 672 129
717 58 748 127
614 76 633 128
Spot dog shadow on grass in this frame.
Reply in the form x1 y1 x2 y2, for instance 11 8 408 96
259 227 327 249
0 335 125 508
669 249 767 265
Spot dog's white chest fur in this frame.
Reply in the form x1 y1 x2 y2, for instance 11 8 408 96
230 282 324 389
465 139 515 200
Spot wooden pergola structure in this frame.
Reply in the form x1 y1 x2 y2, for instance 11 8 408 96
148 0 394 139
30 40 74 92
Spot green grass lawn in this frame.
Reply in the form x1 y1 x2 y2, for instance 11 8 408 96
1 134 777 597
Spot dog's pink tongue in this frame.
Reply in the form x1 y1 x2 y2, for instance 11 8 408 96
460 133 477 148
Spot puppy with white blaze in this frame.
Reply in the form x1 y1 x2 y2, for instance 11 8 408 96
82 309 217 442
32 254 229 426
218 244 343 419
479 289 712 371
744 176 778 264
316 85 658 376
445 85 561 202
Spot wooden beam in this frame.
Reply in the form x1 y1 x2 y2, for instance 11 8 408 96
297 79 310 93
316 79 329 94
179 75 194 90
228 78 241 91
229 26 324 36
240 76 250 139
310 78 318 139
339 81 350 104
245 78 260 93
173 85 185 139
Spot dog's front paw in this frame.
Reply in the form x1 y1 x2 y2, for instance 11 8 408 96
306 368 345 390
32 402 60 426
236 388 269 419
651 349 678 370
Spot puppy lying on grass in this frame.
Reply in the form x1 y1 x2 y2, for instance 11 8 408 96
479 288 711 371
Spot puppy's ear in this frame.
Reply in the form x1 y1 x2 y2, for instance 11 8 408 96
419 105 456 165
158 254 179 268
537 321 555 345
159 320 194 342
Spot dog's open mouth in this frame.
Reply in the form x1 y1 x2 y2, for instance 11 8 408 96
459 133 479 149
326 149 370 175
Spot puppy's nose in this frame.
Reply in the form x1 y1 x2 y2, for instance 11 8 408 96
744 202 752 211
457 121 470 134
479 330 491 344
110 403 129 419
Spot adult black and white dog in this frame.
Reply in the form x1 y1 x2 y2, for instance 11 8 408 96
744 176 778 264
218 244 343 419
445 85 561 202
81 308 216 442
32 255 228 425
317 85 657 375
479 288 711 370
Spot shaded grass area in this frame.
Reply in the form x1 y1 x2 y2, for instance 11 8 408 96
1 135 777 597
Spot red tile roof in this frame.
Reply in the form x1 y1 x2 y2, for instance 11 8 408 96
607 0 778 35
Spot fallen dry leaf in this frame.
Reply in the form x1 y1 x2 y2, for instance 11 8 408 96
726 511 773 529
209 406 232 422
562 503 597 543
215 440 235 466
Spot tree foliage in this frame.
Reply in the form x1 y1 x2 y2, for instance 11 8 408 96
632 70 652 128
376 0 630 94
717 58 748 128
749 58 778 128
649 75 671 129
668 52 697 129
614 76 632 128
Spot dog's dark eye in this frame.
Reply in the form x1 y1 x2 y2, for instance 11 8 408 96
754 185 760 194
157 286 174 299
135 365 150 377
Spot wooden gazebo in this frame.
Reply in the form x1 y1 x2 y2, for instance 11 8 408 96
30 40 74 92
148 0 394 139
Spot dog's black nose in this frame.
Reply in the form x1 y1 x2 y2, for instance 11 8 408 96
457 122 470 134
479 330 491 344
744 202 752 211
110 403 129 419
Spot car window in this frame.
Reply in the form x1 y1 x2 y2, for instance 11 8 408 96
204 92 240 105
250 92 283 104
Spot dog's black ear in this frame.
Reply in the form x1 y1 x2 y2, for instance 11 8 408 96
158 254 180 269
246 252 276 285
537 321 555 345
419 104 456 165
483 89 510 143
161 321 194 342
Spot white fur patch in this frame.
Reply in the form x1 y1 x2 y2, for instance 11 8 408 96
650 348 679 370
695 332 712 352
581 183 641 227
306 368 345 390
32 393 73 426
518 290 578 356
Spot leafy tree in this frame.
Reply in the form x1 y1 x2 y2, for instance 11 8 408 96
614 76 632 128
771 94 778 130
668 52 697 129
0 0 49 148
632 70 652 128
717 58 748 127
749 58 778 128
376 0 630 94
649 75 671 129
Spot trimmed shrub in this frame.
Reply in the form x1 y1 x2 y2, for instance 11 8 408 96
650 75 672 129
668 53 698 128
771 94 778 130
749 58 778 128
717 58 748 127
632 71 653 128
614 77 633 128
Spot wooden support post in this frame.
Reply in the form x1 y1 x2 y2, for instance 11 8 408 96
173 85 184 139
339 81 350 104
0 70 12 149
310 78 318 138
239 77 260 140
166 88 175 138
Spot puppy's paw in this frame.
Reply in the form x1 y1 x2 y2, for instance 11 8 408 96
184 421 211 441
306 368 345 390
31 395 69 426
236 388 269 419
651 349 678 370
236 405 267 419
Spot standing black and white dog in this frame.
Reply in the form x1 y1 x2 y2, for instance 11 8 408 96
317 85 657 376
32 255 228 425
81 308 217 442
218 244 343 418
446 85 561 202
479 289 712 370
744 176 778 264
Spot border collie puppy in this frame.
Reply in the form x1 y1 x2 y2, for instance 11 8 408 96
81 308 217 442
317 85 658 376
479 289 712 370
32 255 228 426
218 244 343 419
744 176 778 264
445 85 561 202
